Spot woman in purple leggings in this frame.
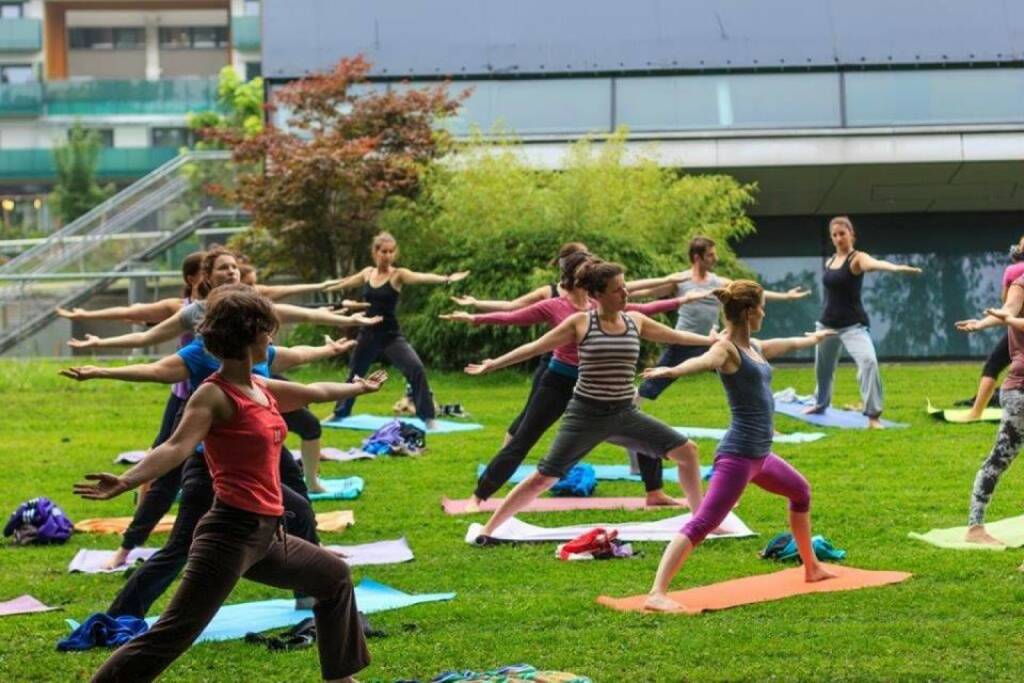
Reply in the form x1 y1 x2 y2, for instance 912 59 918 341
641 280 837 611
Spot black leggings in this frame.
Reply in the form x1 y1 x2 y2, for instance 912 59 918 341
283 407 323 441
506 354 551 436
334 329 435 421
475 367 664 500
982 331 1011 380
108 446 316 618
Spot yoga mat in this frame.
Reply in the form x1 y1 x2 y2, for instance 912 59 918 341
596 565 911 614
466 511 754 544
322 414 483 433
323 537 415 566
0 595 58 617
477 464 714 485
74 515 175 535
68 548 157 573
925 400 1002 424
315 510 355 532
442 495 688 516
774 399 908 429
909 514 1024 550
114 450 146 464
675 426 826 443
308 477 364 502
290 447 376 463
140 578 454 642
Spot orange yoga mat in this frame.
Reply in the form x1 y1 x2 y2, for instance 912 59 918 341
596 564 911 614
441 495 689 515
73 511 354 534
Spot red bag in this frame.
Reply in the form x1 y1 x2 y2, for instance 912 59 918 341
558 527 619 560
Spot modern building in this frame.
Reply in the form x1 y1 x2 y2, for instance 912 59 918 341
263 0 1024 357
0 0 261 231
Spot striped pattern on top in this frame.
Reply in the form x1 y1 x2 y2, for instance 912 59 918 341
574 310 641 402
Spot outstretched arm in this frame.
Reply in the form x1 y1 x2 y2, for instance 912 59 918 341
272 302 381 328
854 252 922 275
267 370 388 413
59 355 189 384
257 278 344 302
270 336 357 372
73 384 219 500
634 313 715 347
465 314 582 375
323 269 368 293
760 329 836 360
396 267 469 287
56 298 184 325
67 311 188 350
450 284 553 312
957 284 1024 333
763 286 811 302
642 341 732 380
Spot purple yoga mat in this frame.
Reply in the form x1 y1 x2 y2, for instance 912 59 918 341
323 538 414 566
441 496 689 516
68 548 158 573
0 595 57 617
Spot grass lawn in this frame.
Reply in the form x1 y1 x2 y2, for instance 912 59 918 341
0 359 1021 682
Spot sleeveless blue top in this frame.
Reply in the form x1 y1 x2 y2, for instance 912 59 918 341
716 341 774 458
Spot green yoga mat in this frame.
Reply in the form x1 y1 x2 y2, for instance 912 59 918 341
908 514 1024 550
925 399 1002 424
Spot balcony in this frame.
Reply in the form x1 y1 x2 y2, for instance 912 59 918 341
231 15 260 51
0 81 42 117
0 78 219 118
0 148 179 181
0 18 42 52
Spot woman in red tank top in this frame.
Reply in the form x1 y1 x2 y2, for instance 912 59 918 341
74 284 387 683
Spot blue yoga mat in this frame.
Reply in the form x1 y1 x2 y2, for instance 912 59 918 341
773 400 908 429
69 579 455 643
322 414 483 433
675 426 826 443
308 476 364 502
477 463 713 484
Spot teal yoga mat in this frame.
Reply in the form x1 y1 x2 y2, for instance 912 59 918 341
477 464 713 484
67 579 454 643
909 514 1024 550
675 426 826 443
322 414 482 433
308 476 364 502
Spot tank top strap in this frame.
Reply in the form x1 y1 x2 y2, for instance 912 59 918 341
622 311 638 334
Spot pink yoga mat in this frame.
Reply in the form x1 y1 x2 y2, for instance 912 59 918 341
0 595 58 617
441 496 689 515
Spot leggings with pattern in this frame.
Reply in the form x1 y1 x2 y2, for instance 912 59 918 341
969 388 1024 526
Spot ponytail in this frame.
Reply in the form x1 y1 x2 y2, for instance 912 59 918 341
714 280 764 325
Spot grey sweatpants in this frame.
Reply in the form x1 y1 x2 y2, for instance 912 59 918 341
812 322 883 418
969 388 1024 526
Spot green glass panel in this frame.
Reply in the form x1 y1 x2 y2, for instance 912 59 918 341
43 78 219 116
232 15 260 51
0 147 178 181
0 80 42 116
0 18 41 52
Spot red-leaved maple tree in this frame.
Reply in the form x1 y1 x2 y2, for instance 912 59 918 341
208 56 467 278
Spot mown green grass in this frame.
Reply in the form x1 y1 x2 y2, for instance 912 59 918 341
0 359 1021 682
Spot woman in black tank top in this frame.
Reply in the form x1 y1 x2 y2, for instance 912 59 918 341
327 232 469 429
807 216 922 429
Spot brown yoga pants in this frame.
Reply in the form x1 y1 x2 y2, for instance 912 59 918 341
92 501 370 682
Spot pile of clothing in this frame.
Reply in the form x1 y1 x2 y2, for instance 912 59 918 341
361 420 427 456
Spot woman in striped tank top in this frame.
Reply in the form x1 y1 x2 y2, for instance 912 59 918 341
465 261 717 545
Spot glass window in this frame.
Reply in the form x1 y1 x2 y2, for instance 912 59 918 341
0 64 33 84
243 0 260 16
114 28 145 49
159 27 190 48
845 69 1024 127
192 27 217 48
87 129 114 147
616 73 841 132
0 4 23 19
245 61 261 81
67 27 144 50
150 127 191 148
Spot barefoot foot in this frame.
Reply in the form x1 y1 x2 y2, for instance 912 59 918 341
804 564 838 583
645 490 682 507
801 405 826 415
644 593 682 612
103 547 131 570
463 496 483 513
965 525 1004 546
867 418 885 430
307 479 327 494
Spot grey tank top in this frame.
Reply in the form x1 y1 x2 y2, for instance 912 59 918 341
716 341 775 458
574 311 641 402
675 273 723 335
178 300 207 335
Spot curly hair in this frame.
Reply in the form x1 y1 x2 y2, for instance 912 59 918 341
198 284 279 360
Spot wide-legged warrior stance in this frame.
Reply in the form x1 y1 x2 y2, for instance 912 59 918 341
464 261 717 543
959 236 1024 421
74 285 381 682
327 231 469 429
641 280 837 611
804 216 922 428
956 275 1024 550
443 250 709 510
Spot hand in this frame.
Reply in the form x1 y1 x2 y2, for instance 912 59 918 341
341 299 370 311
439 311 474 323
465 359 496 376
901 265 923 275
446 271 470 284
787 287 811 300
59 365 102 381
73 473 129 501
348 313 382 327
805 329 837 342
642 366 678 380
985 308 1010 321
67 334 100 349
679 290 714 305
355 369 388 394
708 328 722 343
56 307 85 319
955 319 983 332
450 295 478 307
323 336 357 356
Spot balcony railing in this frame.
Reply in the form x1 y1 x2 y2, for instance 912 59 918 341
0 18 42 52
0 77 220 118
0 148 179 181
232 15 260 51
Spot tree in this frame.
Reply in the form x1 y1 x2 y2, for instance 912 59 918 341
187 65 264 148
48 124 115 225
211 56 467 279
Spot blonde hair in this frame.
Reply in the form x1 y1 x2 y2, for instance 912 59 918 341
829 216 856 240
713 280 764 325
372 231 397 252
